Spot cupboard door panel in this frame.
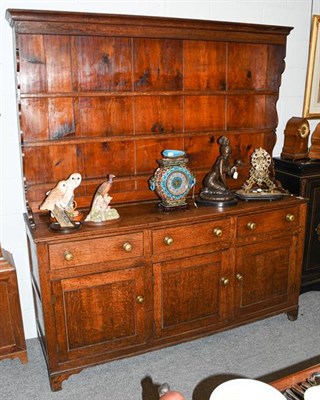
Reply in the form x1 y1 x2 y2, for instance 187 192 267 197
235 236 296 318
52 266 146 361
153 252 229 338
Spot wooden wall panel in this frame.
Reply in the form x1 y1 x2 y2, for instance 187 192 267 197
23 146 80 184
48 98 75 140
135 96 183 134
133 39 183 91
19 35 47 93
136 138 185 174
184 41 227 90
228 43 269 90
44 35 72 92
267 45 286 90
185 135 220 170
184 96 226 131
79 97 133 136
20 99 48 141
76 36 132 91
81 142 135 178
227 95 275 129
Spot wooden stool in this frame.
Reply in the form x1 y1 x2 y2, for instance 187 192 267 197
0 245 28 364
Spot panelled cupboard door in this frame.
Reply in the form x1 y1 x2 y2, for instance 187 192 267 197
153 252 229 338
234 236 297 319
51 266 146 362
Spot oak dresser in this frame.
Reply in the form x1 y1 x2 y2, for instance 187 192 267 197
6 9 307 390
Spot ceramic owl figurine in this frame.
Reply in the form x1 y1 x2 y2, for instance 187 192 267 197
60 172 82 210
39 180 68 211
39 173 83 228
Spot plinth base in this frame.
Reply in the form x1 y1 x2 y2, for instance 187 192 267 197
196 197 238 207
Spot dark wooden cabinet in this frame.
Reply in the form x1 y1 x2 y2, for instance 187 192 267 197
274 157 320 292
6 9 308 391
0 246 28 364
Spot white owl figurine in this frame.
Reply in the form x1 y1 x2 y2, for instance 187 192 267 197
39 180 68 211
60 172 82 210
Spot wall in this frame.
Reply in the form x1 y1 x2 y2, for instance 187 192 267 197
0 0 319 339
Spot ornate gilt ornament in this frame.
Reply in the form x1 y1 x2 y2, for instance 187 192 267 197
236 148 289 201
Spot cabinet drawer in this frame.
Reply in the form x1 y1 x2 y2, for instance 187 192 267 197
237 206 299 238
152 219 230 255
49 233 143 269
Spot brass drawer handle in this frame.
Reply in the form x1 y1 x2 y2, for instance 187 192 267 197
136 295 145 304
286 214 295 222
220 277 229 286
213 228 223 237
247 222 256 230
64 251 74 261
164 236 174 246
236 273 243 281
123 242 133 252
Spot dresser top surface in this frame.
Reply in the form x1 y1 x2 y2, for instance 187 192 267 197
29 196 307 243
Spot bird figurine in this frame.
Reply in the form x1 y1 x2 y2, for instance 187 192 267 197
39 180 68 212
85 174 120 223
60 172 82 210
96 174 115 197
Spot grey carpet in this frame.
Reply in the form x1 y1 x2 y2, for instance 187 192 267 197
0 291 319 400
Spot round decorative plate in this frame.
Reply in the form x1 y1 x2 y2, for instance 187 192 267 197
209 379 285 400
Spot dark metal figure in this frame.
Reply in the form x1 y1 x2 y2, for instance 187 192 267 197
197 136 238 206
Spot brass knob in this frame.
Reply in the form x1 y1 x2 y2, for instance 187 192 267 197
220 277 229 286
213 228 223 237
286 214 295 222
136 295 145 304
236 273 243 281
247 221 256 230
64 251 74 261
123 242 133 252
164 236 174 246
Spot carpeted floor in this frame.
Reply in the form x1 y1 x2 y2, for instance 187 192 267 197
0 291 319 400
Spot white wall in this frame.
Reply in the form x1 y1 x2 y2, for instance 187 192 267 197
1 0 319 339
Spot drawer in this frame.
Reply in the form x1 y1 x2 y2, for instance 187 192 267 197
237 206 299 238
152 219 230 255
49 232 143 269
